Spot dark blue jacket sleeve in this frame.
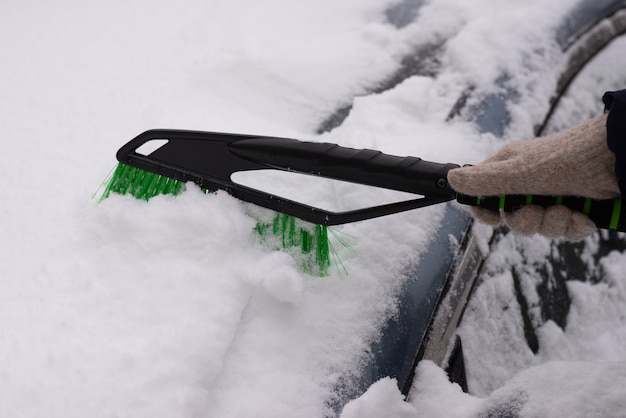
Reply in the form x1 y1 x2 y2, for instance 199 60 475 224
603 90 626 197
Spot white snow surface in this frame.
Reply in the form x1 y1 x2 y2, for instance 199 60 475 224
3 0 626 417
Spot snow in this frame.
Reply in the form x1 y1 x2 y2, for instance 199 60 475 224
3 0 626 417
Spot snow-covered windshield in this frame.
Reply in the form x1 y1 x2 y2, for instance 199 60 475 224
2 0 626 417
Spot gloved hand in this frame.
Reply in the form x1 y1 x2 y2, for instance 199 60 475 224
447 114 620 241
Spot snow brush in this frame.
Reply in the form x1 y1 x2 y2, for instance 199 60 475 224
100 129 626 273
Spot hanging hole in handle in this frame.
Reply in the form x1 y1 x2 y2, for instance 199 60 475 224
135 139 169 156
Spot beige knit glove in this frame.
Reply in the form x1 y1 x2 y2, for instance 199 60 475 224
447 114 620 241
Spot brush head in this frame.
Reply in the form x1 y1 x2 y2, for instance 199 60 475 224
100 163 184 200
99 163 334 276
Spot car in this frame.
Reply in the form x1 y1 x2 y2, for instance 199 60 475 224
329 0 626 411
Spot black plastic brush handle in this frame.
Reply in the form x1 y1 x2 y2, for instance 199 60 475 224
115 129 458 225
116 129 626 230
228 136 459 198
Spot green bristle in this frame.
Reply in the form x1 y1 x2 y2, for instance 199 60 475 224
100 163 185 200
100 163 336 276
315 224 330 271
256 212 331 276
